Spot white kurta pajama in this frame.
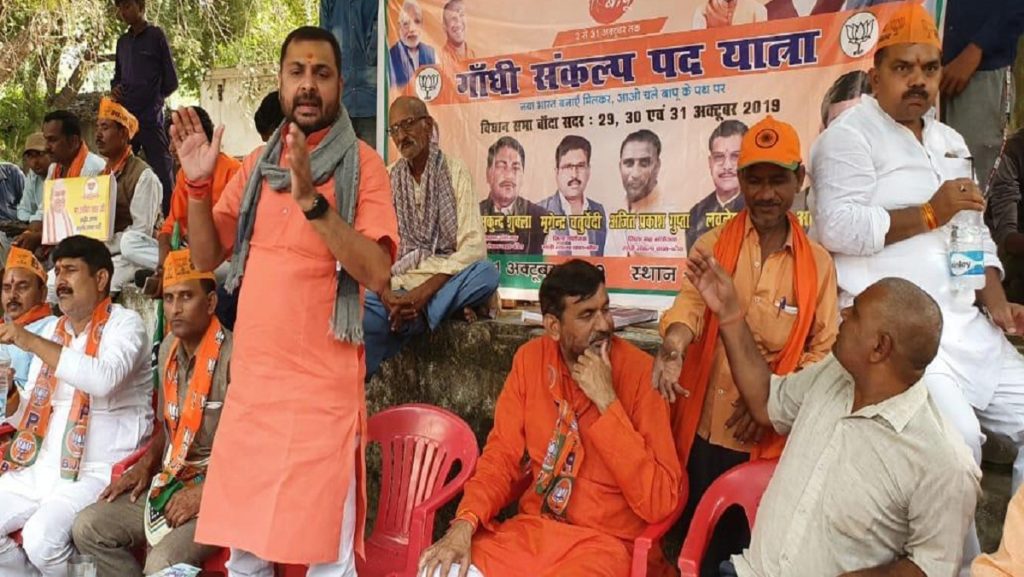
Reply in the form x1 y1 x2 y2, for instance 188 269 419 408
0 304 153 577
811 95 1024 573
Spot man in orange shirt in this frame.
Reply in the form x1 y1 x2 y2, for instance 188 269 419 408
652 116 839 574
418 259 681 577
170 26 398 577
121 105 241 290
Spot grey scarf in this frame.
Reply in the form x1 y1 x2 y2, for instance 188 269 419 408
225 111 363 343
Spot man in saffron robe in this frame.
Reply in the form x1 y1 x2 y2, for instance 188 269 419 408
418 259 682 577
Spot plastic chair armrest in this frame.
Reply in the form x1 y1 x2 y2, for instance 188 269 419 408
112 439 154 481
403 460 478 577
630 478 689 577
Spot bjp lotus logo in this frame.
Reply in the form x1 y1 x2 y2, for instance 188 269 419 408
590 0 634 25
840 12 879 58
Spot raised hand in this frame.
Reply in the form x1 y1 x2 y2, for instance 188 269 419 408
169 107 224 182
285 123 316 212
684 246 742 321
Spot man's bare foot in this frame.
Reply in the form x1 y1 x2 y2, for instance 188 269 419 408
463 304 492 323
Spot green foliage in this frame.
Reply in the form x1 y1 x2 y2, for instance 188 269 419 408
0 0 317 161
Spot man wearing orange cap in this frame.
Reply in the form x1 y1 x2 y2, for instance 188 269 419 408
812 4 1024 571
653 116 838 574
0 247 55 410
72 248 231 577
94 96 162 293
13 111 105 253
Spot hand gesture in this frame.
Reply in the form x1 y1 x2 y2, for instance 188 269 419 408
571 341 617 412
418 520 474 577
0 324 28 349
704 0 735 28
169 108 224 182
726 399 766 444
98 463 150 503
164 485 202 528
988 302 1024 336
929 179 985 226
655 336 688 403
684 246 741 321
285 123 316 212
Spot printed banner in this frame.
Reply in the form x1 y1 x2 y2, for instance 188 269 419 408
385 0 942 305
42 176 116 245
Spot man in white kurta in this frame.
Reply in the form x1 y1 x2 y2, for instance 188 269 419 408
0 235 152 577
811 4 1024 572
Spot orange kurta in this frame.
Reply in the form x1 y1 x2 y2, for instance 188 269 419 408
161 152 241 237
194 136 399 563
458 336 682 577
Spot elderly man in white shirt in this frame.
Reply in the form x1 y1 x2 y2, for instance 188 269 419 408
683 249 979 577
811 4 1024 572
0 235 153 577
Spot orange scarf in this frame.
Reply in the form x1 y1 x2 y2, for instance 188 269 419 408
52 143 90 179
534 359 587 521
1 304 53 327
101 146 132 176
673 210 817 465
1 298 112 480
148 318 225 511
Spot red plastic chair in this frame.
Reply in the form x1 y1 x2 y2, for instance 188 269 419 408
677 459 778 577
506 470 688 577
356 403 479 577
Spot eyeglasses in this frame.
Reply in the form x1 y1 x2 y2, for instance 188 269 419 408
387 115 428 137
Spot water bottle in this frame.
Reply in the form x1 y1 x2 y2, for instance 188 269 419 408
0 346 11 419
949 210 986 292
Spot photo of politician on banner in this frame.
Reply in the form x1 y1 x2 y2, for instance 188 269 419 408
384 0 942 305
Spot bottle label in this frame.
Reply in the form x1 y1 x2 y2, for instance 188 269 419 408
949 250 984 277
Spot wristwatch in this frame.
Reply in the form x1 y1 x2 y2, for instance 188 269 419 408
303 193 330 221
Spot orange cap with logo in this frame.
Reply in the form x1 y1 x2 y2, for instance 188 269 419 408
163 248 215 290
98 97 140 140
5 246 47 283
876 2 941 51
737 115 802 171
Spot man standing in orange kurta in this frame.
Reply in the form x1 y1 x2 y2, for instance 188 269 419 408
419 259 682 577
169 26 399 577
652 116 838 575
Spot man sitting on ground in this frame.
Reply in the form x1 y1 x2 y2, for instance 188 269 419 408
684 250 980 577
73 248 232 576
418 259 682 577
0 235 153 577
364 96 498 377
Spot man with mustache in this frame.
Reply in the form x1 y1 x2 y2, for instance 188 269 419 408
418 259 681 577
92 97 162 294
540 135 607 256
479 136 548 255
686 120 748 252
363 96 497 378
388 0 437 89
439 0 475 74
811 4 1024 572
605 129 686 258
0 247 55 408
653 116 838 575
72 248 231 577
171 26 398 576
0 235 153 577
13 111 105 253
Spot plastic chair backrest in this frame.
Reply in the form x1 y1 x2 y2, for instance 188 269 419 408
678 458 778 576
367 403 478 542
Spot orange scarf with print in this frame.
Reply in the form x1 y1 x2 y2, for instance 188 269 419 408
534 361 586 521
0 298 112 480
673 210 817 465
148 318 225 511
52 143 91 179
2 304 53 327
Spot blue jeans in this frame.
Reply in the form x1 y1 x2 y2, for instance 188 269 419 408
363 260 499 377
